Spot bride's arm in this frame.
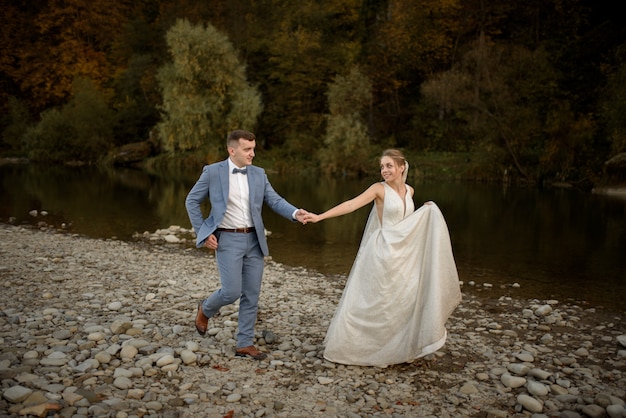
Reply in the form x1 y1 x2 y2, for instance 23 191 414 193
306 184 382 223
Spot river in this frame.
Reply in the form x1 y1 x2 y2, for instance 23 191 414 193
1 162 624 312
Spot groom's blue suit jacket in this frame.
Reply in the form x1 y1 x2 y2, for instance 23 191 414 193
185 159 297 256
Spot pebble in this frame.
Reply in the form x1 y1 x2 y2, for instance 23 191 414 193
0 224 625 417
527 380 549 396
607 404 626 417
2 385 32 403
517 394 543 413
501 373 526 388
508 363 530 375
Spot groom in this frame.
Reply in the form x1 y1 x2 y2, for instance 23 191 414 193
185 129 308 360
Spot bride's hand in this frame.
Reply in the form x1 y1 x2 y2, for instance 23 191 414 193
305 213 321 223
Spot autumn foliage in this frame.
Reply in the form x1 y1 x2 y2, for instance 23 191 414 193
0 0 624 183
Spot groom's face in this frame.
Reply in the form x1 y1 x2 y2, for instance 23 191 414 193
229 138 256 167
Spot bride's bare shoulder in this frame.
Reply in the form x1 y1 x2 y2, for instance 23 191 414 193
369 182 385 195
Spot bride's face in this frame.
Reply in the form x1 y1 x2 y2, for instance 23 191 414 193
380 156 402 182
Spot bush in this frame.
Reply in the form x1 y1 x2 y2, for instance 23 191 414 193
1 97 32 156
319 66 374 176
24 78 114 163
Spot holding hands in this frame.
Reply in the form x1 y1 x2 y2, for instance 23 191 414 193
304 213 321 223
295 209 321 224
295 209 311 224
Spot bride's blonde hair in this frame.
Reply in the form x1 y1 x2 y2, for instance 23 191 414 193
381 149 409 181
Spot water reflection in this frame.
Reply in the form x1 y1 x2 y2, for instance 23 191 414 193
1 163 624 312
265 175 626 311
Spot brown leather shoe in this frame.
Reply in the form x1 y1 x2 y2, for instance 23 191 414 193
235 345 267 360
195 302 208 336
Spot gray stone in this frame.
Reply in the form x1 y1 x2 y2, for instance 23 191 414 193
180 350 197 365
508 363 530 376
501 373 526 388
460 382 479 394
52 329 72 340
535 305 553 316
110 320 132 334
226 393 242 403
527 380 549 397
607 404 626 418
559 412 582 418
581 404 609 418
2 385 33 403
514 352 535 362
517 394 543 413
529 368 552 380
0 224 624 418
113 377 132 390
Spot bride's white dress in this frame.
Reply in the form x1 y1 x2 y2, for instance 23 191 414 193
323 182 462 367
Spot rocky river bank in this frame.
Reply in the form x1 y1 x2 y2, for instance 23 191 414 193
0 224 625 418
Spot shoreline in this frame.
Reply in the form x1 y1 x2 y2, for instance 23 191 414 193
1 224 625 417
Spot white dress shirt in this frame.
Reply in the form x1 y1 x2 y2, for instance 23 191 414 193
219 159 253 229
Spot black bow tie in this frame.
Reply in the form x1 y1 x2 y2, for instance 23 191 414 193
232 167 247 175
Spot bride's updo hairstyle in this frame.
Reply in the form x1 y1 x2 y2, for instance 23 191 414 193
381 149 409 182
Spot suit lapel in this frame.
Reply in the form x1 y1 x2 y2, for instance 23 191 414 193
247 166 257 205
219 160 230 204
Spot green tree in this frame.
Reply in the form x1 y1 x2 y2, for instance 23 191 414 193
24 78 114 163
109 14 163 145
1 96 31 155
156 19 262 156
111 53 160 145
542 102 596 181
240 0 362 155
320 66 373 176
361 0 462 146
421 35 562 180
600 60 626 155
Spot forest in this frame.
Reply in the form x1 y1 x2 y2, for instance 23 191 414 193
1 0 625 186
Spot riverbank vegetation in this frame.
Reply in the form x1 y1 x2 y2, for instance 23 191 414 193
1 0 624 186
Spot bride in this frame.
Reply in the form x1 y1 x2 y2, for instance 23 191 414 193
304 149 462 367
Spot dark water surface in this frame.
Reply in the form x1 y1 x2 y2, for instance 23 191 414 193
1 163 624 312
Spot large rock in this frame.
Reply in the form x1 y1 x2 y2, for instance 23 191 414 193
3 385 32 403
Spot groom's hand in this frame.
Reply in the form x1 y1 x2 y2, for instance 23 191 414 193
204 234 218 250
295 209 310 224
